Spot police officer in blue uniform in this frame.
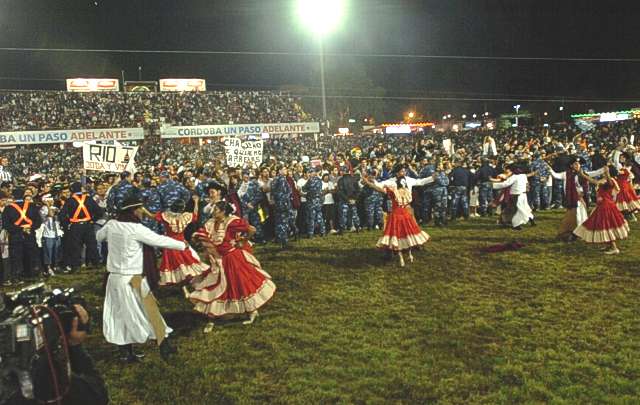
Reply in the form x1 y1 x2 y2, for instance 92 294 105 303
140 178 162 232
241 173 266 243
271 165 293 248
157 171 191 211
302 166 325 237
432 162 450 227
106 171 136 214
362 168 384 230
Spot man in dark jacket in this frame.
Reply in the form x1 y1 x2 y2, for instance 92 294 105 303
336 166 361 233
449 161 471 220
476 158 496 216
1 188 42 281
59 182 104 272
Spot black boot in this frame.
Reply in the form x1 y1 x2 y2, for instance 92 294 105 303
120 345 144 363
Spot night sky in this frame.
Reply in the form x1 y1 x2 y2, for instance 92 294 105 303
0 0 639 119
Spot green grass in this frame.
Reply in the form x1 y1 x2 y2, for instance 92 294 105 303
6 211 640 404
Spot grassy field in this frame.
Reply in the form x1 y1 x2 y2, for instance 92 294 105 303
5 210 640 404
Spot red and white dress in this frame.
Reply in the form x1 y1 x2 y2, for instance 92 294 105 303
155 211 209 286
189 216 276 318
574 181 630 243
376 187 430 251
616 168 640 212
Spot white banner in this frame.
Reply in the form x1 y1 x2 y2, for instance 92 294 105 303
66 78 119 92
0 128 144 146
224 138 263 168
82 142 138 172
159 78 206 92
161 122 320 138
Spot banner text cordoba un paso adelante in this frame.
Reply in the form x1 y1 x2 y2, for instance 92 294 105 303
160 122 320 138
0 128 145 145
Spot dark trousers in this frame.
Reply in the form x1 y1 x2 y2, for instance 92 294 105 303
9 232 38 279
67 222 99 268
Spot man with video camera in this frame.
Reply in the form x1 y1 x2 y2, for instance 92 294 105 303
5 303 109 405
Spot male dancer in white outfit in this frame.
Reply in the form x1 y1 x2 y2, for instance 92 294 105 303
97 195 188 362
491 166 535 230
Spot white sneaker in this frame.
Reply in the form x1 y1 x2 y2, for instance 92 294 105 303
604 248 620 255
329 229 337 234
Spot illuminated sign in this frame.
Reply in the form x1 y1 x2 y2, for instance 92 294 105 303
66 78 119 92
599 112 631 123
159 79 206 92
385 124 412 134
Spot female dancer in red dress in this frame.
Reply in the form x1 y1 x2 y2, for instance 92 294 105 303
615 152 640 221
189 201 276 332
363 176 430 267
149 195 209 286
574 166 630 255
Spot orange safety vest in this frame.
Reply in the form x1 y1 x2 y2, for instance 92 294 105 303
70 194 92 223
10 201 33 228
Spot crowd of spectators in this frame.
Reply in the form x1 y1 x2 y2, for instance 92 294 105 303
0 90 310 131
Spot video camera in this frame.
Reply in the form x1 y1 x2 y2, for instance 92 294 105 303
0 283 88 403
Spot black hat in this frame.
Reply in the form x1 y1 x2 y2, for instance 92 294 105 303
70 182 82 194
120 194 144 212
12 187 24 200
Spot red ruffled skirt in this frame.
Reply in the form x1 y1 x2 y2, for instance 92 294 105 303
376 206 430 251
189 246 276 318
574 199 630 243
616 181 640 212
158 240 209 286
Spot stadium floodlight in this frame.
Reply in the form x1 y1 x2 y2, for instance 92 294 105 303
296 0 345 37
296 0 346 125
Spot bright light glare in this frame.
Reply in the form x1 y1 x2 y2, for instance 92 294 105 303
297 0 345 36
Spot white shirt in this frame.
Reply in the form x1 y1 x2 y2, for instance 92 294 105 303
42 217 62 239
322 181 335 205
296 178 308 203
375 176 434 194
96 220 185 275
492 174 528 195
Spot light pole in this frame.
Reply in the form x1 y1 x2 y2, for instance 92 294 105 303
513 104 521 126
296 0 345 127
319 38 328 123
